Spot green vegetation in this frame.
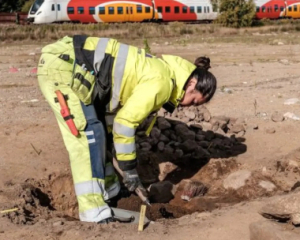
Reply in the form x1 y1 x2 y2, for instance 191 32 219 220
143 38 152 54
1 21 300 44
217 0 256 28
0 0 31 12
21 0 34 12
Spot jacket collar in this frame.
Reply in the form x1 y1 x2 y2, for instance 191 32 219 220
162 55 196 111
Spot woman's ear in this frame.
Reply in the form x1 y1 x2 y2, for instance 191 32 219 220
188 77 197 88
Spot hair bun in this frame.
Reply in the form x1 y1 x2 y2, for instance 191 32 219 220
194 56 211 70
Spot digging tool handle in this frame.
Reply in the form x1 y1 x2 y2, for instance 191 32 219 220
55 90 79 136
112 158 151 206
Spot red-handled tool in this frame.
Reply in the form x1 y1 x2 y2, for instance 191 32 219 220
55 90 79 137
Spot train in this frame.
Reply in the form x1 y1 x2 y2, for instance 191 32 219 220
256 0 300 19
27 0 300 24
27 0 217 23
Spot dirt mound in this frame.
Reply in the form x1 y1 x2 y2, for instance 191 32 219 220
1 180 54 225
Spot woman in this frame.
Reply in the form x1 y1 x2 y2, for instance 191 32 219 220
37 35 217 223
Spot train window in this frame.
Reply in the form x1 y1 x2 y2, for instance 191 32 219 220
182 6 187 13
175 6 180 13
118 6 123 14
280 6 284 11
89 7 95 14
57 4 60 11
204 6 206 13
197 6 202 13
256 6 259 12
109 7 114 14
207 6 210 13
262 6 266 12
99 7 105 14
190 6 195 13
145 6 151 13
30 0 45 14
294 5 297 11
157 6 162 13
51 4 55 11
67 7 74 14
78 7 84 14
274 5 278 12
137 5 142 13
165 6 171 13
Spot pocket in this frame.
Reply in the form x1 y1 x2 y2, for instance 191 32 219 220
70 64 95 105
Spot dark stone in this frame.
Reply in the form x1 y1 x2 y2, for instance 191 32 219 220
193 146 210 159
204 130 215 141
178 139 198 153
164 145 174 155
196 134 206 141
157 142 165 151
159 134 170 143
174 149 184 158
148 181 175 203
198 141 210 148
157 117 172 130
140 142 152 151
174 124 195 141
150 127 161 139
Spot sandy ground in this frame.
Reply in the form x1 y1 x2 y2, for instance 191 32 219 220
0 32 300 240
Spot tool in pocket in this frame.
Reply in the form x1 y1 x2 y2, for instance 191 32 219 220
55 90 79 137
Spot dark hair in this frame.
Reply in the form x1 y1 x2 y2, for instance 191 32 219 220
187 56 217 103
194 56 211 70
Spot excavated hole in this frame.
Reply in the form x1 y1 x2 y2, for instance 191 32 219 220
2 154 284 226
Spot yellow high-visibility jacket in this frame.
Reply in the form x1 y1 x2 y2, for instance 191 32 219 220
39 36 196 170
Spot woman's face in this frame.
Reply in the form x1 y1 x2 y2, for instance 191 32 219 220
180 78 205 106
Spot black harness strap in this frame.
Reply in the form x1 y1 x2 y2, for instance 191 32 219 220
73 35 94 72
74 72 92 90
63 115 74 121
72 35 115 108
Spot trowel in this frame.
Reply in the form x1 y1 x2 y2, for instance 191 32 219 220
112 157 151 207
111 207 150 224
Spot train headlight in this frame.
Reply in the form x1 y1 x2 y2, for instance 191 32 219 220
37 11 42 15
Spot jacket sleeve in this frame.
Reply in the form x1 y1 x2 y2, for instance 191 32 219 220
113 78 172 171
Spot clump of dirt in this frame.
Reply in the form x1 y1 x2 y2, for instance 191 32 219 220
1 180 54 225
116 195 194 220
258 147 300 191
47 173 78 218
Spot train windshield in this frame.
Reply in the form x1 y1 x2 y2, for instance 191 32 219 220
30 0 45 14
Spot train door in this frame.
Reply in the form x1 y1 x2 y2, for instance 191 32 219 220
56 2 62 21
125 6 133 22
50 1 61 22
49 2 57 22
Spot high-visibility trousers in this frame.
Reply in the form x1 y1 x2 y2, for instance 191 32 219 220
38 75 120 222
